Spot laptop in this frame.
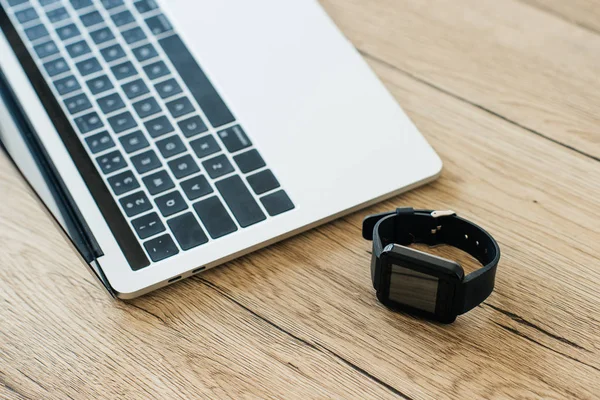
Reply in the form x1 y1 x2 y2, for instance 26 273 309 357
0 0 442 298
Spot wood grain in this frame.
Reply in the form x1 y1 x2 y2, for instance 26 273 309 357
0 155 399 400
177 58 600 399
320 0 600 159
1 0 600 399
521 0 600 33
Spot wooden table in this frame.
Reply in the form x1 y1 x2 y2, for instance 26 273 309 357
1 0 599 398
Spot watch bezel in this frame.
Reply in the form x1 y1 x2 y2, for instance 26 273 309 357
378 244 464 323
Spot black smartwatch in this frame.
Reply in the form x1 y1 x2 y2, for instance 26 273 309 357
363 208 500 323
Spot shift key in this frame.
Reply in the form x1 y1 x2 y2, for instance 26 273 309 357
216 175 265 228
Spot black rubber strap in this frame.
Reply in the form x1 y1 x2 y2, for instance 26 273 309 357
363 208 500 314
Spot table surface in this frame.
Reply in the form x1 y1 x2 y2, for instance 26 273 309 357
1 0 599 399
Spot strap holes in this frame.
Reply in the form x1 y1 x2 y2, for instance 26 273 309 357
476 241 480 246
464 234 469 240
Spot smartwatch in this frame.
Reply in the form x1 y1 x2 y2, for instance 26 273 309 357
363 208 500 323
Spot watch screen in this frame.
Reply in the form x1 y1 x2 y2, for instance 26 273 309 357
389 264 439 313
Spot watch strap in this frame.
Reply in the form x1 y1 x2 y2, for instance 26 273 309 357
363 208 500 314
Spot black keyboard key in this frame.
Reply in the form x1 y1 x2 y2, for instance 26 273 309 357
96 149 126 174
261 190 294 216
120 191 152 217
168 213 208 250
155 135 185 159
190 135 220 158
46 7 68 23
178 115 207 138
122 27 146 44
155 78 182 99
64 93 91 114
75 111 103 133
80 10 103 27
155 191 187 217
56 23 80 40
247 169 280 195
100 44 126 62
121 78 149 99
97 92 125 114
111 61 137 80
143 170 174 195
217 125 251 153
120 130 149 153
15 8 38 23
75 57 102 76
111 10 134 26
144 234 178 262
85 130 114 153
216 175 266 228
66 40 91 58
87 75 113 94
133 97 161 118
166 97 194 118
234 149 265 174
144 115 173 138
100 0 123 10
70 0 92 9
134 0 158 14
145 14 172 35
131 150 161 173
25 24 49 41
132 212 165 240
132 43 157 63
108 170 140 196
168 154 199 179
181 175 212 200
193 196 237 239
108 111 137 133
43 57 69 77
89 27 114 44
53 75 80 95
159 34 235 127
34 40 59 58
202 154 234 179
143 61 168 80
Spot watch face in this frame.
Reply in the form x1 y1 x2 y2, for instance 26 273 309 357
389 263 439 313
380 245 464 323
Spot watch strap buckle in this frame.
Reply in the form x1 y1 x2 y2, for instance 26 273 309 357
427 210 456 245
431 210 456 218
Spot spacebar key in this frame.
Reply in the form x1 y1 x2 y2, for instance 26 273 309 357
216 176 266 228
158 34 235 128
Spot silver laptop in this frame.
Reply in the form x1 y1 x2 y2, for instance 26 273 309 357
0 0 441 298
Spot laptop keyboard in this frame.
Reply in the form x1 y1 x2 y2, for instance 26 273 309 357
2 0 294 266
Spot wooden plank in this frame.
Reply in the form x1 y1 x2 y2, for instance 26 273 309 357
320 0 600 159
179 58 600 399
0 158 400 399
521 0 600 33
